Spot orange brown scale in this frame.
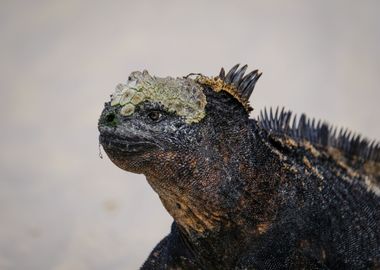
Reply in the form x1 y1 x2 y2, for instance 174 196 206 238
196 76 252 112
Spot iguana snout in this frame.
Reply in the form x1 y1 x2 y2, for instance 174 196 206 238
98 103 159 154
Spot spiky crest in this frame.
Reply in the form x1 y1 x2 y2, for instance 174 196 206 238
257 107 380 162
195 64 262 112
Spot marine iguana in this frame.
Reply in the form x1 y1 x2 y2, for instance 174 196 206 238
98 64 380 269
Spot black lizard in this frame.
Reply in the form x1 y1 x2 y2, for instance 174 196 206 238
98 64 380 269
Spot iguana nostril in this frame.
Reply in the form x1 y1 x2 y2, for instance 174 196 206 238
106 113 115 123
105 112 117 126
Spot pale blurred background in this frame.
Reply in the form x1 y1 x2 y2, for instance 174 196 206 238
0 0 379 269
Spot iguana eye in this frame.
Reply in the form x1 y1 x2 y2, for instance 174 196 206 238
147 111 162 121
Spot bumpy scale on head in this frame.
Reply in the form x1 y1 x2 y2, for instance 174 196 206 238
110 70 207 124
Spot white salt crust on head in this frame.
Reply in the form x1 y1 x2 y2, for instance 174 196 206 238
110 70 207 124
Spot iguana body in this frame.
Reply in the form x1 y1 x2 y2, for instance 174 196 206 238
98 65 380 269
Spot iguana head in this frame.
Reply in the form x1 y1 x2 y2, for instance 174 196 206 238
98 69 207 174
98 65 262 233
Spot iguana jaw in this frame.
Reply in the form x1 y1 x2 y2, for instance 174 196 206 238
98 125 162 174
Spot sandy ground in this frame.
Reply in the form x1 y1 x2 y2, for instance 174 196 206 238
0 0 379 269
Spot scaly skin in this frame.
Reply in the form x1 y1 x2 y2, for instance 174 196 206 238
98 65 380 269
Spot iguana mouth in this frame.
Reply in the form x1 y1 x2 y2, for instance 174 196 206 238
99 131 159 154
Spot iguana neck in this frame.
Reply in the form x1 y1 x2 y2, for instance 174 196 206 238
144 120 285 264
